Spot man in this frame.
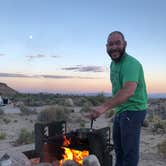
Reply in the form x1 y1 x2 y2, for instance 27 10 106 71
89 31 147 166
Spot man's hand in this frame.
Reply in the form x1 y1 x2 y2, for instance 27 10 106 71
86 105 106 120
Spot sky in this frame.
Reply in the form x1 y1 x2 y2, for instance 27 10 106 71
0 0 166 94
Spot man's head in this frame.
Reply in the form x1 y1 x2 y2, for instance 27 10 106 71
106 31 127 63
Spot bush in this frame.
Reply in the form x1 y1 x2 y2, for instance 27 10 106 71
3 118 11 124
15 128 34 145
105 109 114 118
13 119 18 123
80 105 92 114
85 93 107 106
19 105 30 115
73 97 87 106
0 108 4 115
0 132 6 140
142 119 149 127
158 139 166 158
79 119 86 128
152 120 166 133
148 114 160 123
37 106 71 123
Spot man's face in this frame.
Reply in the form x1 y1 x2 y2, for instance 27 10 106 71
106 33 126 63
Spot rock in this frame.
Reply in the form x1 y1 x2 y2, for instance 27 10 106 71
83 154 101 166
35 163 52 166
62 160 79 166
0 150 31 166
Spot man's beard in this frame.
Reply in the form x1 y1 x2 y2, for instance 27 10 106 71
107 47 126 63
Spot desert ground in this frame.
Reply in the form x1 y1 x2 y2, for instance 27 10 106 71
0 103 166 166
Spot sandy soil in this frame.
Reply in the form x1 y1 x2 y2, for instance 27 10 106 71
0 105 166 166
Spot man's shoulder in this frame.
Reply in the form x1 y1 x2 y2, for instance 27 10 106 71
124 53 141 66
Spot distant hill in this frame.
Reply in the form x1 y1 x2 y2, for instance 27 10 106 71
0 82 18 96
148 93 166 99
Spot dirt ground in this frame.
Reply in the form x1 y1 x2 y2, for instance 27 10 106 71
0 105 166 166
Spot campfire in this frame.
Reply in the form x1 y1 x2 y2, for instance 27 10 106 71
59 147 89 165
60 136 89 165
23 121 113 166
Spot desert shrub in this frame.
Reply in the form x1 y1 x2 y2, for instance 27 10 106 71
95 93 106 103
105 109 114 118
80 105 92 114
142 119 149 127
0 108 4 115
54 98 65 105
73 97 87 106
147 113 161 123
37 106 70 123
79 119 86 128
3 118 11 124
85 93 107 106
152 120 166 133
19 105 30 115
13 119 18 123
83 101 93 108
15 128 34 145
0 132 6 140
157 139 166 158
19 105 37 115
63 98 74 106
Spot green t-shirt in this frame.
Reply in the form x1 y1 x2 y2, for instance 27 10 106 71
110 53 147 113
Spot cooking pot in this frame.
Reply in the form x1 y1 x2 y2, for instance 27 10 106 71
75 119 94 139
76 128 93 140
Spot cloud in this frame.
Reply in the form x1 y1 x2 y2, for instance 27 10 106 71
42 75 99 79
51 55 60 58
26 54 60 61
62 65 105 72
26 54 46 60
0 73 34 78
0 53 5 56
0 72 100 79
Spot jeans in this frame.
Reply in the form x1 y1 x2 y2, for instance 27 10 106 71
113 110 146 166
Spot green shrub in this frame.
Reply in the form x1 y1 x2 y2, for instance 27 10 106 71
158 139 166 158
37 106 70 123
0 132 6 140
15 128 34 145
3 118 11 124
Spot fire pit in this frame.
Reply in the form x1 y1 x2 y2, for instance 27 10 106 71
23 121 113 166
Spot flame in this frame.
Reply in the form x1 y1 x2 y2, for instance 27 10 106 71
60 147 89 165
63 136 70 146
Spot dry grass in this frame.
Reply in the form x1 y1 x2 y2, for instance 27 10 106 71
158 139 166 158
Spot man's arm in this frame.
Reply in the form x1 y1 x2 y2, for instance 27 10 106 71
90 82 137 119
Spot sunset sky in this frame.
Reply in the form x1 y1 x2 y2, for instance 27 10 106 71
0 0 166 94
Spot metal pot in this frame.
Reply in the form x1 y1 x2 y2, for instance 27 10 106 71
76 128 92 140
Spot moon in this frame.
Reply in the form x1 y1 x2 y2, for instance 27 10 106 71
29 35 33 39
